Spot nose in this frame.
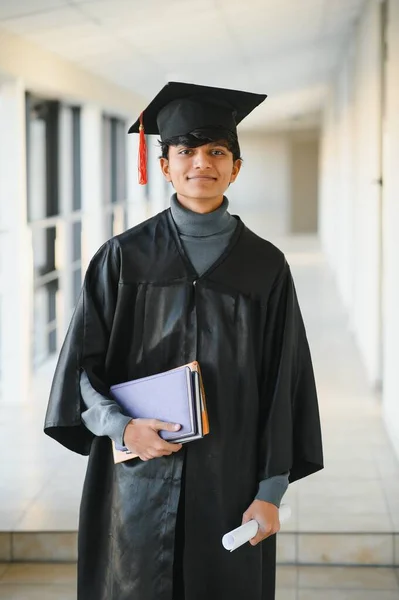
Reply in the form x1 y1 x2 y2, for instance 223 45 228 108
193 148 212 169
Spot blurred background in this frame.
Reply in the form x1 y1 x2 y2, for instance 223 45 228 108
0 0 398 598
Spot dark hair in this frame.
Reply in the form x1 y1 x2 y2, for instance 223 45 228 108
159 127 242 162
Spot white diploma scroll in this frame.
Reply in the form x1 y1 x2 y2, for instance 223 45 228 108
222 504 291 552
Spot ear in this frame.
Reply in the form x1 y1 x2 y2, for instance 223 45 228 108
230 159 242 184
160 157 172 182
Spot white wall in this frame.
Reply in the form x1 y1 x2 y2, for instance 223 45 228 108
228 130 319 239
319 0 383 387
289 132 319 234
382 0 399 458
126 132 148 227
0 79 32 402
147 135 170 215
0 28 144 118
228 132 291 238
0 30 148 402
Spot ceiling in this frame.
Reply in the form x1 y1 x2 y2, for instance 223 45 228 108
0 0 366 130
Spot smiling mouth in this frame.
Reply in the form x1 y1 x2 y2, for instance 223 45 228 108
188 176 216 180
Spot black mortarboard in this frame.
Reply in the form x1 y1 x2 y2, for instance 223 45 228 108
128 81 267 184
129 81 267 138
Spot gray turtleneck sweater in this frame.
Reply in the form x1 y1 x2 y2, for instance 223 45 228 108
80 194 289 507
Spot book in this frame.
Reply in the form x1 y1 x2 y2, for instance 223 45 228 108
110 361 209 464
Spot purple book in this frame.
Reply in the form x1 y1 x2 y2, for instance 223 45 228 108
110 366 198 451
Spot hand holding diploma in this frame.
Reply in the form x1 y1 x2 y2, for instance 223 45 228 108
222 503 291 552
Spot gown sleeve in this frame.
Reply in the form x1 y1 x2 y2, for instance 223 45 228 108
44 240 120 455
80 370 131 446
258 260 324 484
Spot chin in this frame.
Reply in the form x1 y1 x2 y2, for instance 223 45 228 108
181 184 224 198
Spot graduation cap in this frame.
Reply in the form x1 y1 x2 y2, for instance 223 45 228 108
128 82 267 184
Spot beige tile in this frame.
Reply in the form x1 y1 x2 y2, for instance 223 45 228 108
390 514 399 533
12 533 77 562
0 510 28 532
0 563 8 579
297 513 394 533
376 457 399 478
276 565 297 588
15 507 79 532
311 460 381 479
298 533 394 566
276 590 296 600
277 534 296 564
298 591 399 600
0 584 76 599
381 481 399 496
1 563 77 585
298 478 388 498
0 496 34 511
282 517 299 533
0 535 11 561
297 480 388 507
298 566 399 589
385 495 399 514
298 499 389 516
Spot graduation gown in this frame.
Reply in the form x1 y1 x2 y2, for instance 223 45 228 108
44 209 323 600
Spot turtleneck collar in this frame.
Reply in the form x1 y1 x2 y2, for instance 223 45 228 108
170 193 233 237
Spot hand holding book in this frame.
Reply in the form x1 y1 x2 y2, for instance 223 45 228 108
110 361 209 464
123 418 183 461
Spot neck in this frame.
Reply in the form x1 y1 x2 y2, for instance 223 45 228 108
170 193 233 237
175 193 224 214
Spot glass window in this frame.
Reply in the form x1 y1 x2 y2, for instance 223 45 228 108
26 95 60 221
33 278 59 367
72 221 81 263
72 107 82 211
72 267 82 306
26 93 61 367
102 114 128 237
32 226 57 279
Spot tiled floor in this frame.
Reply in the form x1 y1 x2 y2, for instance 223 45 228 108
1 217 399 581
0 563 398 599
1 231 398 537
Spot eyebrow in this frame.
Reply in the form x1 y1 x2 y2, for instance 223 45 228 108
176 142 227 147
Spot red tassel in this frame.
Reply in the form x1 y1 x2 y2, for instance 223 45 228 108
138 112 148 185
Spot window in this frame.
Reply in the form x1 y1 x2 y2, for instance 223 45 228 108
72 107 82 212
69 108 83 310
26 94 60 367
102 115 127 237
26 94 83 367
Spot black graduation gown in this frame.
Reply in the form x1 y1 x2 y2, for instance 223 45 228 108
44 209 323 600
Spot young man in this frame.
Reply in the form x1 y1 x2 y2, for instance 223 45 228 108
45 82 323 600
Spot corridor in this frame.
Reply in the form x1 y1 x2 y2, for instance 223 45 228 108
0 224 398 598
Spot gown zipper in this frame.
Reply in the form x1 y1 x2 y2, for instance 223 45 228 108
192 280 198 359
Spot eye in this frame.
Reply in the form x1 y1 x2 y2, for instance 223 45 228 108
212 149 226 156
178 149 192 155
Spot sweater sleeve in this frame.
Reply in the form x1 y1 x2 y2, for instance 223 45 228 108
255 473 290 508
80 371 131 447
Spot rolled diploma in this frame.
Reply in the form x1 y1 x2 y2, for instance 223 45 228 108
222 504 291 552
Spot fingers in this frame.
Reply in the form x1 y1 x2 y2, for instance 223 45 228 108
152 419 181 433
154 440 183 455
249 521 280 546
241 511 252 526
139 440 183 462
242 509 280 546
131 420 183 462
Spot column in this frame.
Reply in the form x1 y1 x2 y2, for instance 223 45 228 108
147 135 169 216
126 131 148 227
0 78 32 403
81 105 105 271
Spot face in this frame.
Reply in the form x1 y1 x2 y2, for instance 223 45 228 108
160 142 242 211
